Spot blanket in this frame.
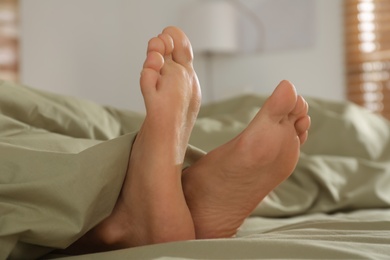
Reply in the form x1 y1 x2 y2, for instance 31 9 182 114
1 80 390 259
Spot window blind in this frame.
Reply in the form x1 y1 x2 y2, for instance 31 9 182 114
345 0 390 119
0 0 18 82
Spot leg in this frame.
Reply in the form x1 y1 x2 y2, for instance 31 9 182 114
182 80 310 239
64 26 201 253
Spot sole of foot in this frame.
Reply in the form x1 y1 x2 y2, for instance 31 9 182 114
182 80 310 239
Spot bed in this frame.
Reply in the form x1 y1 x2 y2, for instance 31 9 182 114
1 79 390 259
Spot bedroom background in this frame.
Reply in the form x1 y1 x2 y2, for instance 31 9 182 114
0 0 389 119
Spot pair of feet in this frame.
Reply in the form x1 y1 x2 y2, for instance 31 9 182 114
68 26 310 253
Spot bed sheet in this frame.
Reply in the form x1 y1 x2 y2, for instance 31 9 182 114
1 80 390 259
50 209 390 259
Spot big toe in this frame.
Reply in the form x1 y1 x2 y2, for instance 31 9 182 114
259 80 298 121
161 26 194 66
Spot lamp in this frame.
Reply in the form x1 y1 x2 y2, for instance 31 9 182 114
180 0 239 100
180 0 239 55
182 0 238 54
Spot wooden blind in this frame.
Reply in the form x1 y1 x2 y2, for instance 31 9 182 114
345 0 390 120
0 0 19 82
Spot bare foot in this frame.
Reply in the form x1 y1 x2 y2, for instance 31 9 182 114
182 80 310 239
65 26 201 253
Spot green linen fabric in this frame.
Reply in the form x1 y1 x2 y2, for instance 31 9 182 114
1 80 390 259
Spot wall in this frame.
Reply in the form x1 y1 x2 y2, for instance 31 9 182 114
19 0 345 112
210 0 345 102
19 0 199 111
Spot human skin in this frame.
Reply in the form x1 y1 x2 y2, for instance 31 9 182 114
62 26 310 254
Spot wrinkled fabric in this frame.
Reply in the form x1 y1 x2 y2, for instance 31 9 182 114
1 80 390 259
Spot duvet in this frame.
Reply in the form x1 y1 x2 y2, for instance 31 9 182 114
1 80 390 259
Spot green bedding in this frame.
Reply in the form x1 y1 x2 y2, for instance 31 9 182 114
1 80 390 259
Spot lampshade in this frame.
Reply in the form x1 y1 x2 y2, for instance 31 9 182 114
180 0 239 54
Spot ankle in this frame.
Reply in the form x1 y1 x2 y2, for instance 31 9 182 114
91 215 134 249
61 217 131 254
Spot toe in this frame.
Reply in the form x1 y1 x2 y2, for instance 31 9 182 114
147 37 165 57
299 130 309 145
140 51 163 97
258 80 297 122
143 51 164 71
290 95 308 119
295 115 311 142
162 26 194 66
140 67 159 97
158 33 174 57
